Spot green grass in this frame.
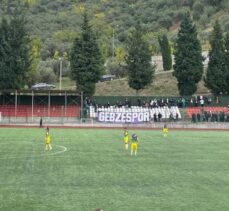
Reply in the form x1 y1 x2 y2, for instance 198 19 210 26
0 128 229 211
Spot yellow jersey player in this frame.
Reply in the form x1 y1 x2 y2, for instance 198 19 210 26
162 124 168 137
123 128 129 150
131 134 139 156
45 130 52 151
46 126 49 135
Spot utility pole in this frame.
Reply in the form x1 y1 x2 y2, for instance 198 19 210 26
59 57 63 90
112 28 115 59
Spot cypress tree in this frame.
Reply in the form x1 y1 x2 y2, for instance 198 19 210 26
158 34 172 71
173 13 203 96
10 12 31 88
70 12 103 96
126 24 155 93
0 18 12 89
0 11 31 89
205 21 225 95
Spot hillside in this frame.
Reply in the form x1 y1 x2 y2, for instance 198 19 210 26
56 71 209 96
0 0 228 59
0 0 228 96
95 71 210 96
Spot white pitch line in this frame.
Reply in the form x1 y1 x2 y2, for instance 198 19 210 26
45 144 68 157
0 142 68 160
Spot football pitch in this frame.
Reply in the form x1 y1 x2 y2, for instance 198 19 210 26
0 127 229 211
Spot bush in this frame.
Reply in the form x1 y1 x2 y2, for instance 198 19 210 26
35 60 57 84
106 59 127 78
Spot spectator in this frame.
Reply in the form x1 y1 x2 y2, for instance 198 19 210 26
153 113 157 122
158 112 162 122
115 100 119 107
150 99 154 108
204 111 209 122
200 96 204 107
142 100 146 107
192 113 196 122
190 98 194 107
176 113 179 121
137 98 141 106
181 97 186 108
39 117 43 128
169 113 173 122
226 113 229 122
195 96 198 107
220 112 225 122
208 97 212 105
166 98 169 105
124 98 130 108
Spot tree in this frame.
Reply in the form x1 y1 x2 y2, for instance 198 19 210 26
223 33 229 93
0 18 13 89
125 24 155 93
70 12 103 96
27 36 42 86
158 34 172 71
205 21 225 95
0 10 31 89
35 60 57 84
106 59 127 78
173 13 203 96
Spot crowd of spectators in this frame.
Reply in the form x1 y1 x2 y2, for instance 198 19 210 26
83 95 229 123
192 111 229 123
84 95 212 109
85 97 182 121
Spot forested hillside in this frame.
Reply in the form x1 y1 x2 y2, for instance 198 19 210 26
0 0 228 95
0 0 228 60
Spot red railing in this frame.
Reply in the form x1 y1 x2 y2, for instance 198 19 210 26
186 106 228 118
0 105 80 117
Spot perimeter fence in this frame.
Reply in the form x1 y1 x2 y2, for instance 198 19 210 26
0 90 229 127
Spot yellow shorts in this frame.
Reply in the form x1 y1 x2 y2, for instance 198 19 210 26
124 139 129 144
45 139 50 144
131 143 137 151
124 137 129 143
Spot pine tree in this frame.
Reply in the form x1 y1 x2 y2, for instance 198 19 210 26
126 24 155 93
70 12 103 96
158 34 172 71
173 13 203 96
205 21 225 95
0 11 31 89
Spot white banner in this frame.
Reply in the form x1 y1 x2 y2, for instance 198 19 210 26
97 111 150 123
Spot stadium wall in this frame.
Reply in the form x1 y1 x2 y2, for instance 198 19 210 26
1 118 229 130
